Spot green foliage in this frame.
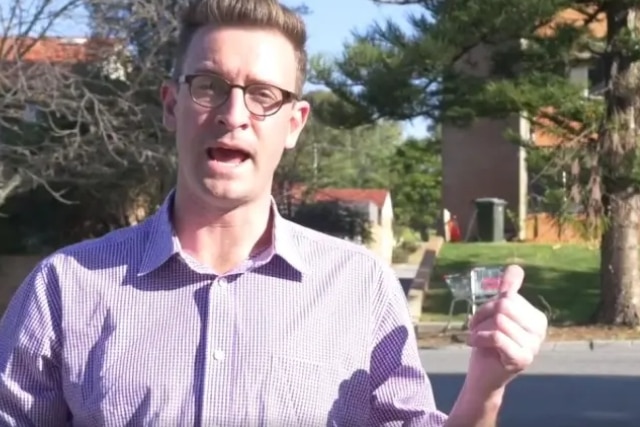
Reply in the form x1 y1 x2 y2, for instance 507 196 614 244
275 90 402 197
428 242 600 324
314 0 640 323
389 136 441 237
288 201 372 243
391 226 423 264
275 89 442 239
395 225 422 250
312 1 602 125
312 0 640 224
391 246 411 264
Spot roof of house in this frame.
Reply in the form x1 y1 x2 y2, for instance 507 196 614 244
531 107 598 147
536 8 607 38
532 8 606 147
284 184 390 208
313 188 390 208
0 36 119 63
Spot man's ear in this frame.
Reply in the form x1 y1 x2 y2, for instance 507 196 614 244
284 100 311 150
160 81 178 132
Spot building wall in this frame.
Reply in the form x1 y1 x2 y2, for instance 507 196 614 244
380 195 393 228
366 196 394 264
440 11 608 242
442 116 523 239
441 42 527 240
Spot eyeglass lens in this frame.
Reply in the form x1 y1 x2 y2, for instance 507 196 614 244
189 74 285 116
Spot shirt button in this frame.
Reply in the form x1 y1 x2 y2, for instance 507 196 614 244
213 349 225 361
217 277 227 288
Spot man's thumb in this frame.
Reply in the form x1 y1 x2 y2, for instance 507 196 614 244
499 264 525 295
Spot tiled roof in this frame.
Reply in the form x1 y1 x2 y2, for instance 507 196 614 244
285 184 390 208
531 107 596 147
312 188 389 208
0 36 119 63
536 8 606 38
532 8 606 147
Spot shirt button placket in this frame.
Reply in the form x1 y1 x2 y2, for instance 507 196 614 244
201 276 233 425
212 277 227 362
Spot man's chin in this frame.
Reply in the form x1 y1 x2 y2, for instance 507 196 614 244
202 182 255 205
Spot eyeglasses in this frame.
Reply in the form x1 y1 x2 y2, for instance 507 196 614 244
178 73 298 117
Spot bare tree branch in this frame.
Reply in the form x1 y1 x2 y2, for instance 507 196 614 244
0 0 178 219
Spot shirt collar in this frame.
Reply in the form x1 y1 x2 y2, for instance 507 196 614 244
270 203 306 273
137 190 305 276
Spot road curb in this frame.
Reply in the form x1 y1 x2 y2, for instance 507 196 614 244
418 340 640 353
418 339 640 352
542 339 640 351
414 322 640 352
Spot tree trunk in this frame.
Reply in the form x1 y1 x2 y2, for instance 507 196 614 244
595 6 640 326
597 195 640 325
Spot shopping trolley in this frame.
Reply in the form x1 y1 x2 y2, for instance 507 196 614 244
442 266 505 331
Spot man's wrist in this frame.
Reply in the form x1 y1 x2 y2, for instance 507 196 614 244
444 383 505 427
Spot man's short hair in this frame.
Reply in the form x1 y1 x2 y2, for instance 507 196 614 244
174 0 307 95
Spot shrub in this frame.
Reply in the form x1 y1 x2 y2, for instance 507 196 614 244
392 246 410 264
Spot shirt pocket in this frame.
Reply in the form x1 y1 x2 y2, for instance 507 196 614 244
266 355 349 427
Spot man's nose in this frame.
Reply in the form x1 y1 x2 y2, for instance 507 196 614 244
214 88 250 130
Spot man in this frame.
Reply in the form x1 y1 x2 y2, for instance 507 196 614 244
0 0 548 425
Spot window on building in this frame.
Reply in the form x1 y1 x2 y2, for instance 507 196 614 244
587 58 606 97
568 58 607 98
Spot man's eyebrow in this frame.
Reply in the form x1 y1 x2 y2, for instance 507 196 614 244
192 65 222 75
243 75 292 89
189 66 287 88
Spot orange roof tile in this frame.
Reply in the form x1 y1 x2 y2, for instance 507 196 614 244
0 36 119 63
530 8 606 147
531 107 598 147
536 8 607 38
312 188 389 208
284 184 390 208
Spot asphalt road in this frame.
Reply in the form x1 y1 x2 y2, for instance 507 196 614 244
420 346 640 427
396 263 640 426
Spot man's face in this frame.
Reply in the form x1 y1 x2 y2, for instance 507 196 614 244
161 26 310 209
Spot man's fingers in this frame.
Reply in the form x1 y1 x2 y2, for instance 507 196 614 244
499 264 525 295
467 264 525 329
467 312 538 371
469 293 545 337
468 312 538 352
468 329 534 371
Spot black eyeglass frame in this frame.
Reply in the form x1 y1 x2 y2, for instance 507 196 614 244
177 73 299 117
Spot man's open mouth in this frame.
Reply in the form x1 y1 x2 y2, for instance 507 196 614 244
206 147 250 165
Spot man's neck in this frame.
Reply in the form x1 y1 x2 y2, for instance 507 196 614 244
172 190 274 274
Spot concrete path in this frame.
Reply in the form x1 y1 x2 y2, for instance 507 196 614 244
421 346 640 426
392 263 418 294
393 237 444 323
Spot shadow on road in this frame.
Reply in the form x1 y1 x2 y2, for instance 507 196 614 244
429 373 640 427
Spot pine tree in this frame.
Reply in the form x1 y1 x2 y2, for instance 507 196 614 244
313 1 640 326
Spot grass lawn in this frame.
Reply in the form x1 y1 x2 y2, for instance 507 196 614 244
422 242 601 325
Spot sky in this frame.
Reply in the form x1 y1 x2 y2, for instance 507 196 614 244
300 0 428 137
0 0 429 137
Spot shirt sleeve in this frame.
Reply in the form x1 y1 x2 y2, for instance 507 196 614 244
0 261 69 426
369 263 448 427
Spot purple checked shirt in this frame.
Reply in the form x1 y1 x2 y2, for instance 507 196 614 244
0 193 448 426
